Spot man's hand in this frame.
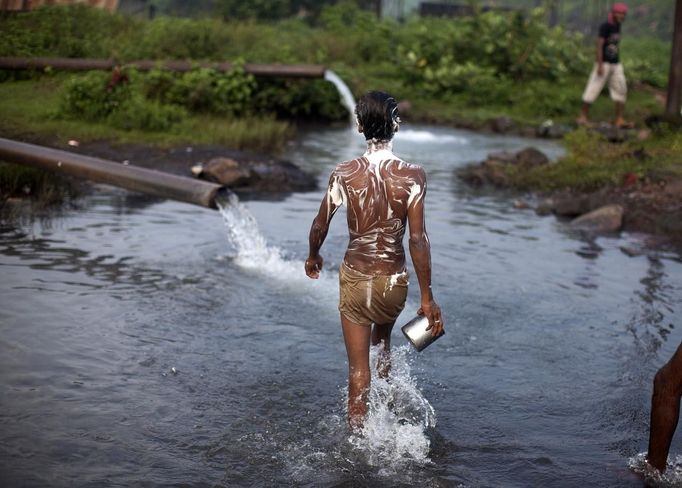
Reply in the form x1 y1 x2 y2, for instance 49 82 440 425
597 63 604 77
305 255 323 279
418 300 444 337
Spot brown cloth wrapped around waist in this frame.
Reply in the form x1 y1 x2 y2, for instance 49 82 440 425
338 261 408 326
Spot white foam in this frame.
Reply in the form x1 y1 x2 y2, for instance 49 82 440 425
347 344 435 472
395 129 467 144
629 452 682 487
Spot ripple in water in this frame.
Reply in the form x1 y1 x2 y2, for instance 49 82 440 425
629 452 682 487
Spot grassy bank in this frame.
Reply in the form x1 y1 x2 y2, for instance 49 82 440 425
0 75 293 153
504 129 682 191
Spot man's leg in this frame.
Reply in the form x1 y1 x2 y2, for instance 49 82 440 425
647 342 682 471
614 102 626 127
372 322 395 378
578 64 607 125
341 314 371 429
609 64 629 127
578 102 592 125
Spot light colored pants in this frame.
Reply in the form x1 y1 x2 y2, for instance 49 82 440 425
582 63 627 104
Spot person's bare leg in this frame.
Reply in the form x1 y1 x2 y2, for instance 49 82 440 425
372 322 395 378
577 102 591 125
341 314 371 430
614 102 627 127
647 343 682 471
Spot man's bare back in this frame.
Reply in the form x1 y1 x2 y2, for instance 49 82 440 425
327 143 426 276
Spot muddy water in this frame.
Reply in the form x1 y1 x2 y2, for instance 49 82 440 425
1 125 681 487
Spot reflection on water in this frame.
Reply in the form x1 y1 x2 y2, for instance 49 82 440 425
1 125 681 487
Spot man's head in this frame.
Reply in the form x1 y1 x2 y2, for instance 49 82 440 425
609 3 628 24
355 91 401 142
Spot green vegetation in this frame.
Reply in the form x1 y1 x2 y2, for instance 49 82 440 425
0 3 670 130
503 128 682 191
0 75 292 151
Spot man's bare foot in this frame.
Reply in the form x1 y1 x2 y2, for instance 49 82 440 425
614 119 634 129
576 116 590 127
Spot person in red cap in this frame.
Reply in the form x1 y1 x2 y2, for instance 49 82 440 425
577 3 631 128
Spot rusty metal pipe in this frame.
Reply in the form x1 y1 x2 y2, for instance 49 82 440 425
0 137 225 209
0 57 326 78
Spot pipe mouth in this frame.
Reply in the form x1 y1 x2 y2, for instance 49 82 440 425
213 186 237 209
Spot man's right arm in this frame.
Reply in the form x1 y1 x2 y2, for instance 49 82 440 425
406 167 444 336
305 170 343 279
596 25 607 75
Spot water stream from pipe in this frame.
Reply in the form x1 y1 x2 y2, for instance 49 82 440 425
324 70 356 122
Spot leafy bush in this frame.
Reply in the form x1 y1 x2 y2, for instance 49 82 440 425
621 38 670 89
253 78 347 121
143 66 256 115
216 0 289 21
106 94 185 131
121 17 226 60
0 5 135 58
58 71 130 120
58 69 186 131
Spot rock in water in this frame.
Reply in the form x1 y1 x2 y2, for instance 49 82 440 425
514 147 549 167
196 157 252 187
571 204 624 232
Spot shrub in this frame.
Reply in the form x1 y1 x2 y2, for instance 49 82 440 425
58 70 130 121
106 93 186 131
144 66 256 115
58 69 187 131
0 5 135 58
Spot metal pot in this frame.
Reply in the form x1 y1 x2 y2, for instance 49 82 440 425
401 315 444 352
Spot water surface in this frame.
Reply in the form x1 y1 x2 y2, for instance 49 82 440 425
1 125 681 487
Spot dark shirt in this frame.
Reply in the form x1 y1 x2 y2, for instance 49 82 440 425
599 22 621 64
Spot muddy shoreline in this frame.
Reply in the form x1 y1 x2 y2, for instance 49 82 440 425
0 134 318 202
458 147 682 244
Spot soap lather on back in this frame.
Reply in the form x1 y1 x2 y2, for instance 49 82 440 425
328 149 426 276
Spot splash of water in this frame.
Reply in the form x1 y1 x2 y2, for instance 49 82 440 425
629 452 682 487
215 190 338 306
324 70 356 122
216 190 283 269
348 344 436 473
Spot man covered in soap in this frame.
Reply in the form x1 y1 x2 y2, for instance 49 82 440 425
305 91 444 429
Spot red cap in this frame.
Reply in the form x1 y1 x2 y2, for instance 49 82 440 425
612 3 628 14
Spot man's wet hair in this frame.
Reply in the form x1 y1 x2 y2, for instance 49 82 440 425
355 91 400 142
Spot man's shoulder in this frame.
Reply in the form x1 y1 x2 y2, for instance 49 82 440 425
331 157 365 176
598 21 614 36
390 160 426 180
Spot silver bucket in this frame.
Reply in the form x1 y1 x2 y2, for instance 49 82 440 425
401 315 444 352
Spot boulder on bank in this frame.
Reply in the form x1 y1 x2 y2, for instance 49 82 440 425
193 157 251 187
515 147 549 167
192 155 316 192
457 146 550 187
570 204 624 232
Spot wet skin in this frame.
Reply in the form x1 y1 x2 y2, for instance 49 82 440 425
647 342 682 471
305 139 443 428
